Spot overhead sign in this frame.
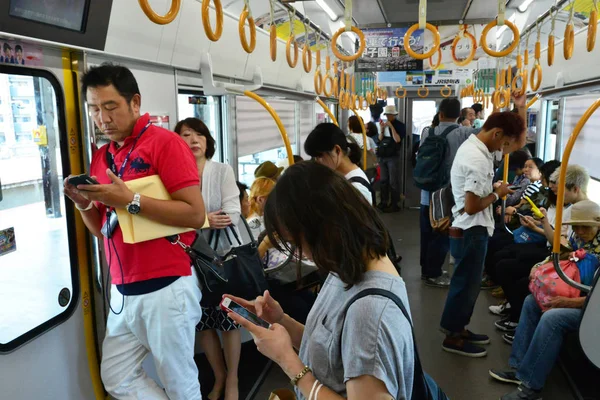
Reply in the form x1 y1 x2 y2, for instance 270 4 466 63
356 27 424 72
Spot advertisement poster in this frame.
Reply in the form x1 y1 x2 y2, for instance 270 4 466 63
378 69 473 86
149 114 170 129
255 9 325 51
0 227 16 257
356 27 424 72
0 40 44 66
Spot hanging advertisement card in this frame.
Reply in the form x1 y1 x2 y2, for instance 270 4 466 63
356 28 424 72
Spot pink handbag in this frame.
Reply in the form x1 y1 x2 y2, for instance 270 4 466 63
529 249 584 311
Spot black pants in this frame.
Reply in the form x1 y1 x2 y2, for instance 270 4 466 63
493 243 549 322
484 230 515 280
379 155 401 206
419 205 449 278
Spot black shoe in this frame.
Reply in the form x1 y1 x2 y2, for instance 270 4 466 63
442 338 487 357
500 384 542 400
462 329 491 345
489 369 522 385
503 333 515 345
495 318 518 332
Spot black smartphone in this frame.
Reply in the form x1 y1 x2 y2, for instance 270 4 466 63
220 297 270 329
508 185 520 190
68 174 98 186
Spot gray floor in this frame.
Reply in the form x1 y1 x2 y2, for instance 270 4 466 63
253 209 575 400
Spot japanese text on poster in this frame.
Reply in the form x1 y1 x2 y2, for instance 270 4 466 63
356 28 424 72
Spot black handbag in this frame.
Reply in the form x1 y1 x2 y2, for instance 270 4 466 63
167 219 269 308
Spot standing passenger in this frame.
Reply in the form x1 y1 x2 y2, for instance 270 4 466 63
472 103 485 129
64 64 205 399
419 98 477 287
304 123 373 205
226 162 415 399
377 105 406 213
175 117 242 400
440 106 527 357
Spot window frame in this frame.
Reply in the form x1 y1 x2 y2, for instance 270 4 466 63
0 64 80 353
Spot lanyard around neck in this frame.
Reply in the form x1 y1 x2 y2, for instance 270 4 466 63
107 122 151 179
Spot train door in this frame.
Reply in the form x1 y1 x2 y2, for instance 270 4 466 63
0 52 99 400
404 95 442 209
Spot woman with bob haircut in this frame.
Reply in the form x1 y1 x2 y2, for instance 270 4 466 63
226 161 415 400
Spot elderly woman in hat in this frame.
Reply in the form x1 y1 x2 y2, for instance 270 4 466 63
254 160 284 180
490 199 600 400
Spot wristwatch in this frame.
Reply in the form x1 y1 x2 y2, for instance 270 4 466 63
127 193 141 215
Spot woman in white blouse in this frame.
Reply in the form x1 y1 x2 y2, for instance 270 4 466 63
175 118 241 400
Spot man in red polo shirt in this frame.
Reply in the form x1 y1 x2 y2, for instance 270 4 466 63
63 64 205 399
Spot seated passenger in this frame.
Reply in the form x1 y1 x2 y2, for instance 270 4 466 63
503 158 545 221
226 161 415 399
504 150 532 207
491 164 589 339
304 122 373 204
175 118 242 400
254 160 283 180
490 200 600 400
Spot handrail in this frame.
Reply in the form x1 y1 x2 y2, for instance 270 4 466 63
501 153 513 234
244 91 294 166
552 98 600 293
349 109 368 170
316 97 339 126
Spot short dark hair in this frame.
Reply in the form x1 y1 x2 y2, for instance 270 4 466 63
264 161 389 288
540 160 561 183
304 123 362 165
438 97 461 119
482 111 526 139
236 181 248 202
3 43 11 52
293 155 304 163
81 63 141 103
460 108 471 119
366 121 378 138
471 103 484 113
348 115 363 133
174 117 216 159
15 45 22 53
509 150 529 170
529 157 544 170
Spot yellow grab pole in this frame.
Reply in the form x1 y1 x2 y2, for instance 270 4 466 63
553 98 600 253
349 108 368 170
62 50 105 400
502 153 510 198
316 97 339 126
526 93 541 109
244 91 294 166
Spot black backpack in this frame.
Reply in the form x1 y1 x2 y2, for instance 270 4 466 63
413 125 458 192
343 289 449 400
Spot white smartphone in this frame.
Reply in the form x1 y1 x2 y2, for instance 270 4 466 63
220 297 270 329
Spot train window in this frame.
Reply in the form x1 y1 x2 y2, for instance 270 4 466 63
177 93 223 163
0 69 77 352
235 96 296 185
412 100 437 136
542 100 560 161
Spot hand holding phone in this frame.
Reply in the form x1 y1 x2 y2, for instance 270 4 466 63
220 297 270 329
68 174 99 187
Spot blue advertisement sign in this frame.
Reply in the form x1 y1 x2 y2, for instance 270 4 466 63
356 27 424 72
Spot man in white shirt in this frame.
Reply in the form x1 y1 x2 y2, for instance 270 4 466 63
440 104 527 358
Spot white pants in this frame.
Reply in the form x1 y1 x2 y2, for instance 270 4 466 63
101 272 203 400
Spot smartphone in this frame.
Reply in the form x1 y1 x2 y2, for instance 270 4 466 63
516 212 526 219
508 185 520 190
220 297 270 329
68 174 98 186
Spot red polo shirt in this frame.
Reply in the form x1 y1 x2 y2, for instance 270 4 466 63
90 114 199 284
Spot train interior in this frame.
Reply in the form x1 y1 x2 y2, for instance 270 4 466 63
1 0 600 399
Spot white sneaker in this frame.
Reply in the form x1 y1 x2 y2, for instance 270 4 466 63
489 302 511 316
449 255 455 265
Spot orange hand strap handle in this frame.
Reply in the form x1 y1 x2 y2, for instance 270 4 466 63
323 72 334 97
530 63 542 92
451 25 477 66
417 86 429 98
588 2 598 52
314 70 323 95
268 0 277 60
138 0 181 25
395 86 407 98
440 86 452 98
404 23 441 59
331 26 366 62
239 4 256 54
481 19 519 57
202 0 223 42
286 35 299 67
302 21 313 73
564 5 575 60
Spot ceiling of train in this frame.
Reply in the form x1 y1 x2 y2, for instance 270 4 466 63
223 0 594 59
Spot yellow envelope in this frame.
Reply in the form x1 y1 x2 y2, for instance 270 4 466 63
114 175 208 244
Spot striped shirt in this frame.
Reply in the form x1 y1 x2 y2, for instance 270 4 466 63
522 180 543 199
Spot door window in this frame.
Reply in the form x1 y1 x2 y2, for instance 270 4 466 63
0 69 77 351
